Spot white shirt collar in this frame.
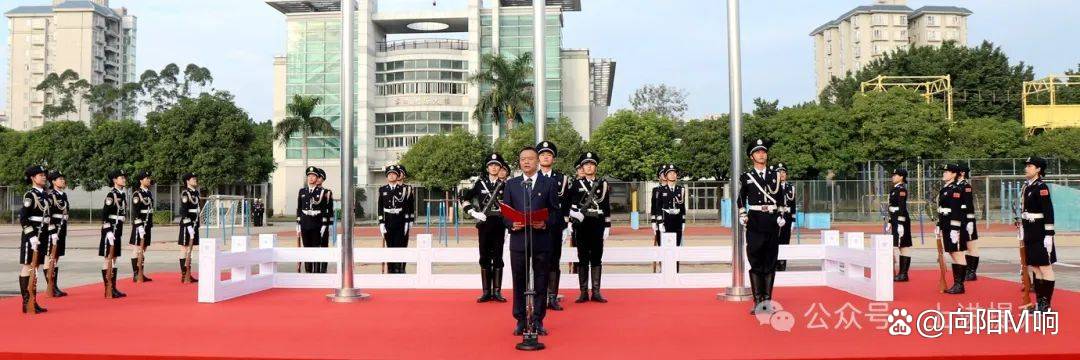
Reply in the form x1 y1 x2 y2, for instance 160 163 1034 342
32 185 44 192
522 173 538 183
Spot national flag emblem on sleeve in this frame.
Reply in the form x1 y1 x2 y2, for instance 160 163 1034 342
965 188 972 192
953 193 960 199
899 191 906 197
1040 189 1049 196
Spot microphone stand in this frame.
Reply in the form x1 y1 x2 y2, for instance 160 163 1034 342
517 177 544 351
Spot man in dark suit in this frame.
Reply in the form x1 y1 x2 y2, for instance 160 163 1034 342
502 147 563 337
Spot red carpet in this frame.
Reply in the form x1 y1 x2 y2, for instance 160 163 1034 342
1 270 1077 359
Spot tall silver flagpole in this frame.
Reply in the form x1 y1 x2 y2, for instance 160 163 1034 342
329 0 368 303
721 0 751 301
532 0 546 142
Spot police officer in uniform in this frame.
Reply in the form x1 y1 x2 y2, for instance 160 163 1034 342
45 170 70 297
100 169 128 298
568 152 611 303
316 168 334 273
379 165 414 274
19 165 51 313
536 141 572 311
178 173 201 283
654 164 687 271
129 171 155 283
937 164 968 294
776 164 796 271
461 153 509 302
296 167 330 273
736 140 784 314
650 165 667 248
1019 157 1057 312
957 164 981 281
888 169 913 282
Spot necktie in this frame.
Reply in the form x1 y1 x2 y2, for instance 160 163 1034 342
525 178 533 191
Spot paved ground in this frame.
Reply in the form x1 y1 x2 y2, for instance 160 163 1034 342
3 222 1078 295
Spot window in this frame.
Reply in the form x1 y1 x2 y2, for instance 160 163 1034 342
929 30 941 41
872 15 885 26
898 30 908 41
897 15 907 25
872 44 882 55
949 15 960 26
927 15 938 26
873 29 886 40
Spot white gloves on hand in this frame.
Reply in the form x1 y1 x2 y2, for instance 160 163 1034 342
563 227 572 239
470 210 487 222
966 222 974 235
603 228 610 240
651 223 658 231
379 224 387 235
404 224 410 234
296 224 301 236
137 226 146 238
187 226 195 239
1018 227 1024 240
569 210 585 222
30 236 40 251
659 224 666 233
898 225 905 238
106 231 116 246
950 230 960 244
1044 235 1054 251
885 223 891 233
320 225 327 237
934 226 940 236
739 214 748 226
50 233 59 245
777 216 787 228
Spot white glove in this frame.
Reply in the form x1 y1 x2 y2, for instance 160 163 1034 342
505 230 511 242
682 223 685 232
966 222 974 235
50 233 59 245
934 226 940 236
563 227 572 239
898 225 905 238
320 225 327 237
470 210 487 222
1018 227 1024 240
404 224 410 234
379 224 387 235
659 224 666 233
137 226 146 238
739 214 748 226
651 223 658 231
603 228 610 240
569 210 585 222
30 236 40 251
884 223 891 233
777 216 786 228
296 224 301 236
1044 235 1053 251
106 231 116 246
950 230 959 244
187 226 195 239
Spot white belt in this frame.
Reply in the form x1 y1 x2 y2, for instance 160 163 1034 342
187 209 200 213
139 209 153 214
961 205 967 209
181 218 192 224
28 216 47 223
1021 212 1044 221
51 214 69 220
778 206 790 213
950 220 962 226
383 208 402 214
301 210 320 216
897 216 907 222
134 219 144 225
888 206 899 212
966 214 975 219
938 208 952 215
108 215 125 221
748 205 777 213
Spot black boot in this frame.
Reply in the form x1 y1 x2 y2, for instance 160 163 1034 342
763 271 778 314
590 265 607 303
894 256 911 282
964 255 979 281
180 259 198 283
50 268 68 297
111 269 126 298
1037 279 1055 313
748 272 763 315
179 259 187 281
490 268 507 302
141 262 153 282
102 269 113 298
776 260 787 272
575 264 589 303
944 263 966 294
547 270 563 311
477 268 492 303
131 258 140 283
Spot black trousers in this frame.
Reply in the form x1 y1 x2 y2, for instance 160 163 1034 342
575 217 606 267
178 222 199 246
477 218 506 270
1022 222 1057 266
746 214 779 276
54 222 67 257
129 224 152 247
891 219 912 248
300 224 326 273
779 222 792 245
511 248 550 322
384 223 408 273
99 222 124 258
549 225 564 272
19 228 49 265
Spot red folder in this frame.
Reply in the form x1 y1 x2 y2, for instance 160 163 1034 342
500 202 549 225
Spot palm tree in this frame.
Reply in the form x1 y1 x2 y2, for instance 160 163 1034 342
273 94 340 171
469 52 534 141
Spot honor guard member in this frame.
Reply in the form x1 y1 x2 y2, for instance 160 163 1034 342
888 169 913 282
178 173 201 283
1020 157 1057 312
461 153 509 303
316 168 334 273
568 152 611 303
379 165 413 274
45 170 70 297
19 165 51 313
957 164 981 281
736 140 784 314
100 169 128 298
537 141 572 311
776 164 796 271
650 165 667 247
398 165 417 234
937 164 968 294
296 167 329 273
129 171 155 283
655 164 687 270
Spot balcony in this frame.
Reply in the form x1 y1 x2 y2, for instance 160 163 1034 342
377 39 468 53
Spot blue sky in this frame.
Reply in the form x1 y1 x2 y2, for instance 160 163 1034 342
2 0 1078 122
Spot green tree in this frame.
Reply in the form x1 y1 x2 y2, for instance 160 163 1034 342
752 98 780 119
589 110 679 180
946 117 1028 159
494 117 585 175
0 128 30 186
629 84 688 120
35 70 90 121
763 104 859 179
139 63 214 113
470 52 534 140
400 129 492 190
83 119 146 190
22 121 92 188
674 116 729 180
850 89 949 163
272 94 339 171
1028 128 1080 169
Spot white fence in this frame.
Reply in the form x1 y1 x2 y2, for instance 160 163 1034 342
198 231 893 303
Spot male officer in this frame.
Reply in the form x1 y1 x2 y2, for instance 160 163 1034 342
536 141 572 311
938 164 968 294
888 169 913 282
379 165 413 274
650 165 667 248
654 164 687 271
297 167 332 273
776 164 795 271
315 168 334 273
461 153 509 302
178 173 201 283
502 146 562 336
569 152 611 303
957 164 981 281
1020 157 1057 312
19 165 51 313
736 140 784 314
45 170 70 297
129 171 155 283
100 169 128 298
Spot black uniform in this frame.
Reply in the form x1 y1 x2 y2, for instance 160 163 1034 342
20 187 52 266
736 166 782 278
47 189 68 258
777 180 795 271
539 168 571 306
957 177 982 281
98 188 127 258
888 183 912 248
1020 178 1056 266
937 181 965 253
569 152 611 303
461 174 507 300
178 186 201 247
379 179 414 274
297 184 333 273
652 183 686 246
129 187 154 247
